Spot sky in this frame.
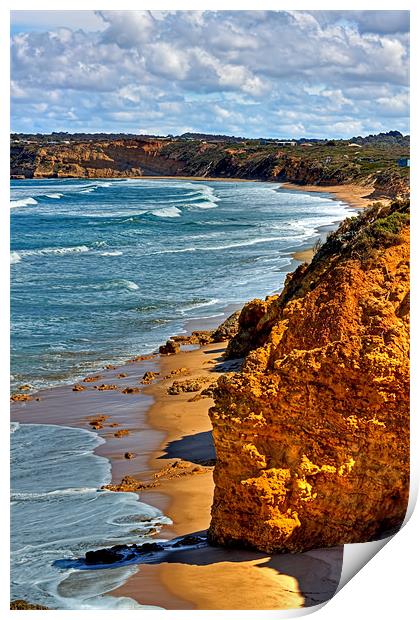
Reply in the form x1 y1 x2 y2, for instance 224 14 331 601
10 10 410 139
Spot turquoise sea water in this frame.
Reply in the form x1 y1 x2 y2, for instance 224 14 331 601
11 178 354 391
10 421 168 609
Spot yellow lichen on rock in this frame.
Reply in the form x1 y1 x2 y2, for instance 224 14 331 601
209 200 410 553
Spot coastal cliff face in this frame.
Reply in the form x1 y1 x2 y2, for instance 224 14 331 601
10 139 409 198
208 200 410 553
10 139 185 179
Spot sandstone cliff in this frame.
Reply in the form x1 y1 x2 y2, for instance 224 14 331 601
10 139 184 179
208 200 410 553
10 138 409 198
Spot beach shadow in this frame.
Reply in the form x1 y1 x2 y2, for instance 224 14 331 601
210 357 243 373
62 530 343 608
158 430 216 463
203 348 225 355
143 532 344 608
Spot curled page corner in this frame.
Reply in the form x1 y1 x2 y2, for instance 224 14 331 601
337 535 393 593
336 474 417 596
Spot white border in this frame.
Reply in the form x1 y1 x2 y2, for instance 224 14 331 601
2 2 417 619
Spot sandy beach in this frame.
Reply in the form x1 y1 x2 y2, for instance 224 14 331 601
281 181 380 209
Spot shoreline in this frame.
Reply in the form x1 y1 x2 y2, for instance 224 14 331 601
9 181 361 609
281 181 379 210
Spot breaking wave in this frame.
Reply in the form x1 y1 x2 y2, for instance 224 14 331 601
11 197 38 208
149 206 182 218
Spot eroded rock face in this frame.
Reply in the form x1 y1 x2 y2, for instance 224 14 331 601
209 201 410 553
212 310 241 342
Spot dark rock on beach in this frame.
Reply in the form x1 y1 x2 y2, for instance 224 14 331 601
10 600 50 610
168 376 211 395
211 310 241 342
159 340 180 355
84 541 165 565
141 371 159 384
171 534 205 548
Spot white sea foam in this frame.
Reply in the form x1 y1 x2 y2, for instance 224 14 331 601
11 423 169 610
93 279 139 291
194 185 220 208
181 298 220 313
123 280 139 291
18 245 90 259
10 421 20 433
11 487 100 501
11 197 38 208
45 193 63 199
202 236 288 251
100 251 123 256
10 251 22 264
150 246 197 255
149 206 182 218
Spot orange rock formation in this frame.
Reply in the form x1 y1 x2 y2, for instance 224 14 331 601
208 200 410 553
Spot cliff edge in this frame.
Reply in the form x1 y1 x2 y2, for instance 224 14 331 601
208 200 410 553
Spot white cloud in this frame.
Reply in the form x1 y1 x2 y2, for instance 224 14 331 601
10 10 410 138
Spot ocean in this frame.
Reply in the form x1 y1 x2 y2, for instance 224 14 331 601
10 421 169 609
11 178 354 391
10 178 354 609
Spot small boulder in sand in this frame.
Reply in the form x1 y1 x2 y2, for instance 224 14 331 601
11 393 33 402
164 367 189 379
159 340 180 355
18 384 32 391
82 375 101 383
72 383 86 392
95 384 119 391
121 386 141 394
87 414 110 430
127 354 153 363
102 475 153 492
141 371 159 384
114 429 130 438
171 534 205 548
124 452 135 459
117 373 128 378
168 376 211 395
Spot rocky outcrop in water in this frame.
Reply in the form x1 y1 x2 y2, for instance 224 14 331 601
208 200 410 553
